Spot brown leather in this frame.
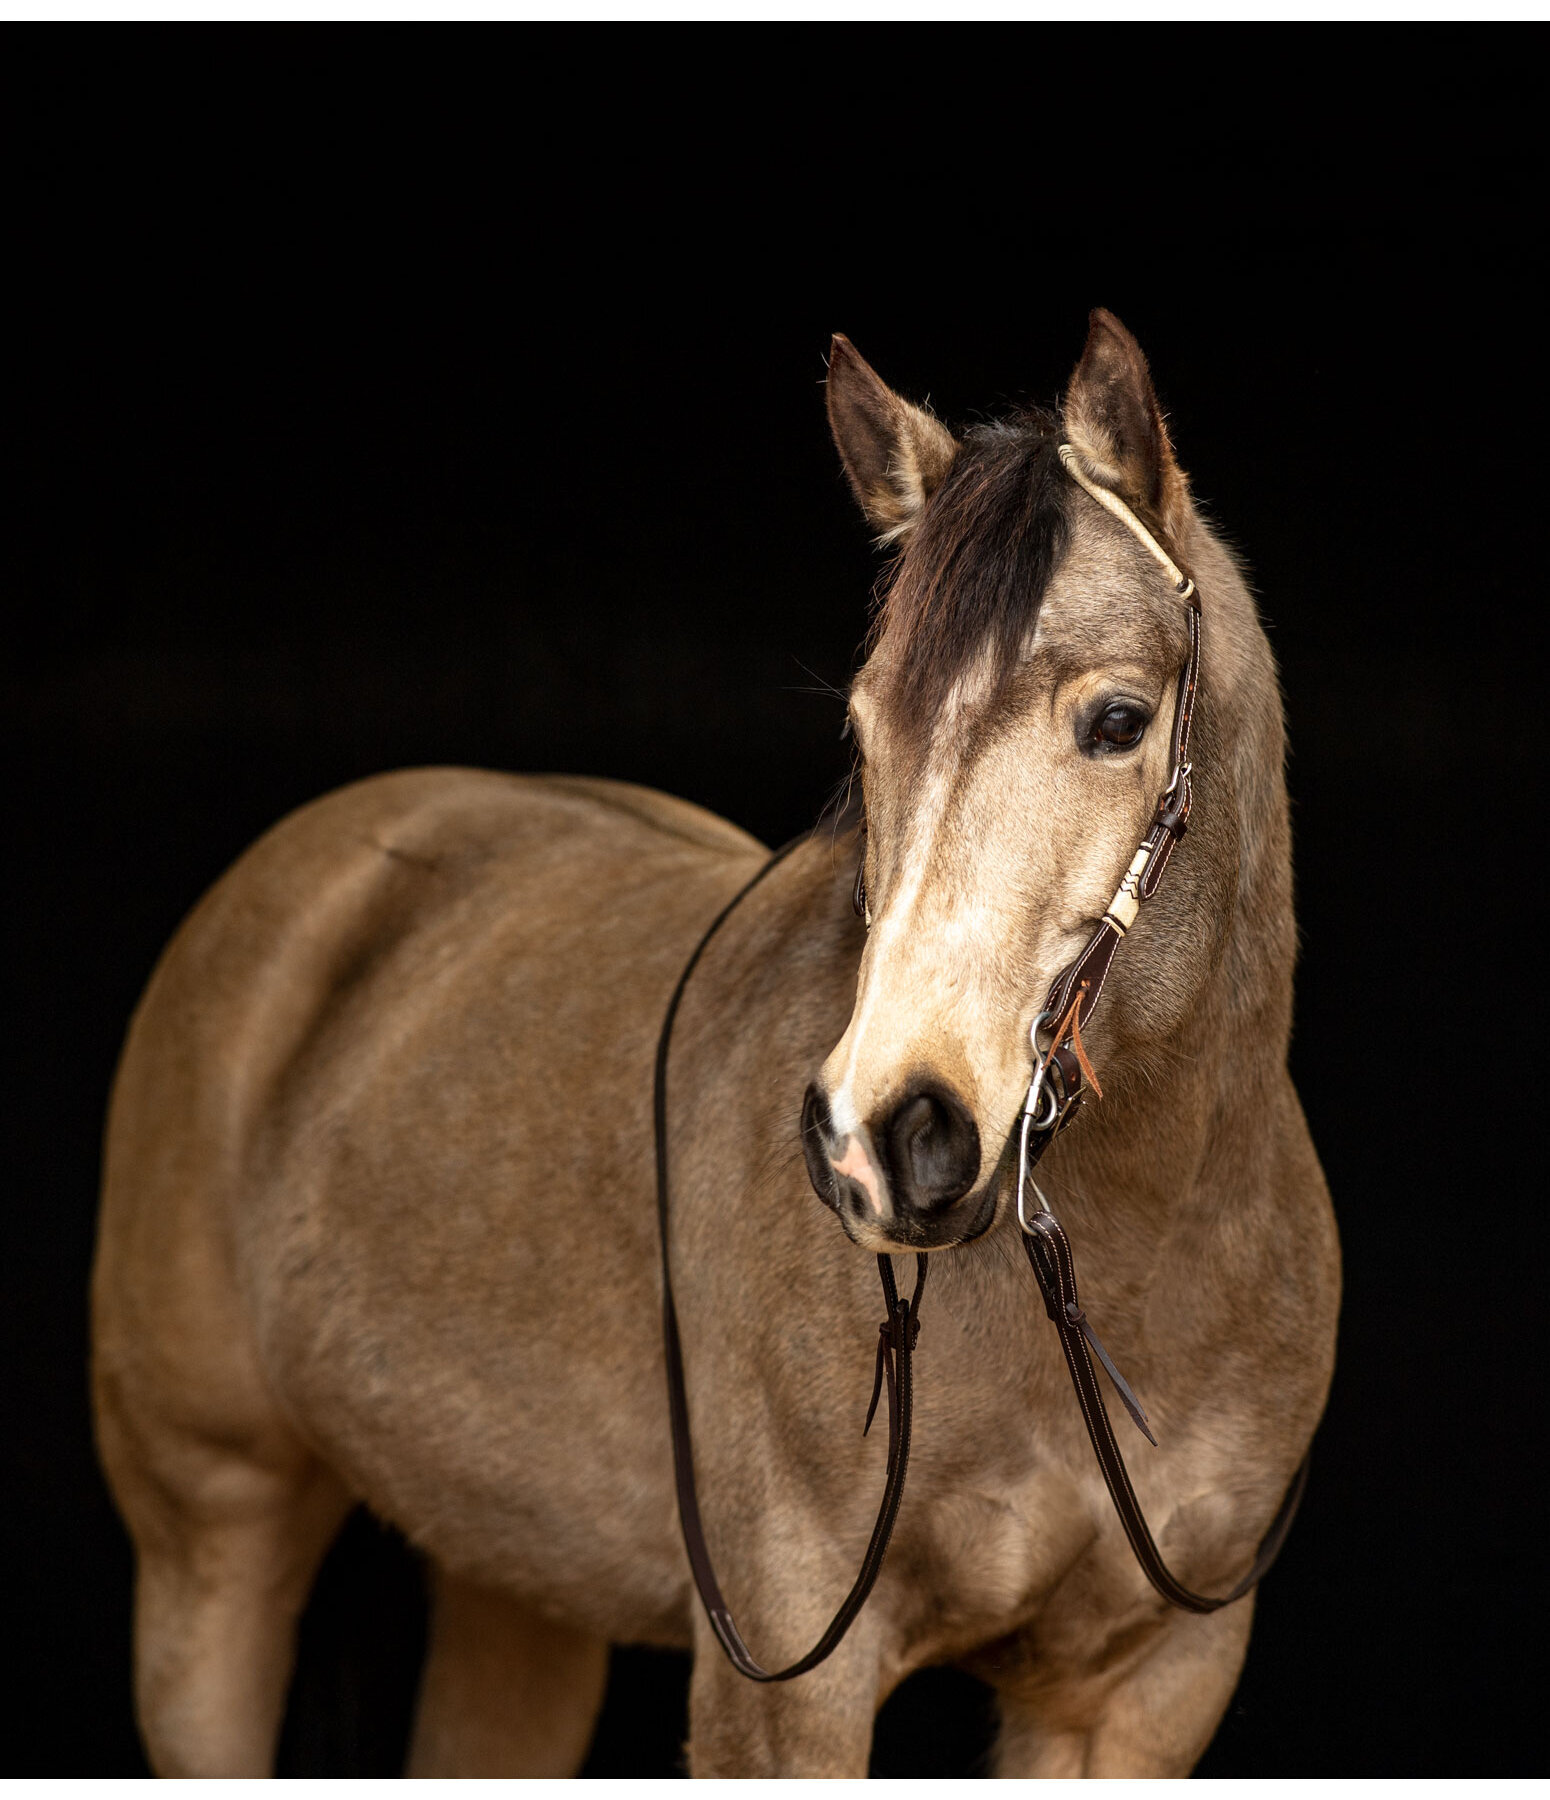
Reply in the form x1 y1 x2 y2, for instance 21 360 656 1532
656 841 930 1682
1019 1207 1308 1613
1037 588 1202 1143
1052 980 1103 1096
1014 585 1312 1614
1001 582 1316 1619
1047 921 1121 1038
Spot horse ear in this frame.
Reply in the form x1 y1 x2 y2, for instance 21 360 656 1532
827 335 958 546
1061 309 1189 539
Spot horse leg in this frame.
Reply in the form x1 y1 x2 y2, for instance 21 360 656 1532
406 1566 610 1776
989 1600 1255 1777
686 1619 878 1776
96 1388 352 1776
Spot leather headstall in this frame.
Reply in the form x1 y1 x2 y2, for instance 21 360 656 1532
654 447 1309 1682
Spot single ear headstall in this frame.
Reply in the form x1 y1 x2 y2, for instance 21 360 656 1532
654 447 1308 1683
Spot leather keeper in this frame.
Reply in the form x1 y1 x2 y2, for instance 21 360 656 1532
1155 796 1189 838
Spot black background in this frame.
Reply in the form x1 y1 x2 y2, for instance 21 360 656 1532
4 34 1541 1777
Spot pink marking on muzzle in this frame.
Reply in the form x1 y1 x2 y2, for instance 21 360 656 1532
832 1135 885 1215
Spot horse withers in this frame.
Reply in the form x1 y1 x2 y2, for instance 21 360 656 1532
91 310 1339 1777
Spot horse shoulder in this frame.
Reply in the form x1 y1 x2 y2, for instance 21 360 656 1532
97 765 766 1639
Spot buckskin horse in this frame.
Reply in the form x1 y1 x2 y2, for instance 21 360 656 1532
92 310 1339 1777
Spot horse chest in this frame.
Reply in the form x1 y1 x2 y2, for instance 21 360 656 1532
884 1409 1244 1681
903 1479 1099 1635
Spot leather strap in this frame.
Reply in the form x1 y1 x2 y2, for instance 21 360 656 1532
655 840 930 1680
1014 581 1307 1610
1030 589 1203 1158
1020 1207 1309 1614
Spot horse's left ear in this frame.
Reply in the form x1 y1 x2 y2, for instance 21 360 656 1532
827 334 958 546
1062 309 1189 541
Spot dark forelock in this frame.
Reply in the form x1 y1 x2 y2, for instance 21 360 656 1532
872 410 1070 723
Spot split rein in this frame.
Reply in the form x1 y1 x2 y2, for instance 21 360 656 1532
654 448 1308 1683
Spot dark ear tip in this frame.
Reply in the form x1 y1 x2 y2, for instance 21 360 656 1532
1085 307 1133 348
829 332 857 366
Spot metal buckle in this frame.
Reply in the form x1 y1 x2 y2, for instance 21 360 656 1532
1156 758 1193 836
1160 758 1193 808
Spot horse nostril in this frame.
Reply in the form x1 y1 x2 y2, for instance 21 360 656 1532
800 1083 839 1211
884 1085 979 1215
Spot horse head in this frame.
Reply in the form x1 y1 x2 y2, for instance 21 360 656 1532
803 310 1254 1252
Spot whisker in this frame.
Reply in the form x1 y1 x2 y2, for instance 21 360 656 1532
787 658 852 705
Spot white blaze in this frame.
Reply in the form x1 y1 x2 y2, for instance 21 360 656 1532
828 744 958 1141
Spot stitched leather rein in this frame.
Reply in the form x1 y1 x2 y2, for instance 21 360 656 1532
655 447 1308 1681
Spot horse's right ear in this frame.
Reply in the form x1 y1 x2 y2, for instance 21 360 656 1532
827 335 958 547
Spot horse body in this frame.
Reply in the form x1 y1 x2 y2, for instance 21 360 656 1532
92 313 1339 1777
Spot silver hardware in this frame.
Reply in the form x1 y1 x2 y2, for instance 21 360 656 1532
1016 1006 1061 1227
1023 1073 1059 1132
1016 1142 1051 1235
1161 758 1193 805
1022 1008 1056 1129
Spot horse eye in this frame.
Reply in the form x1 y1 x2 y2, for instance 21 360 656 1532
1087 702 1150 754
853 819 871 923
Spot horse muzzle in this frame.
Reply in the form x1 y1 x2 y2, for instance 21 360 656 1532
800 1079 990 1249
